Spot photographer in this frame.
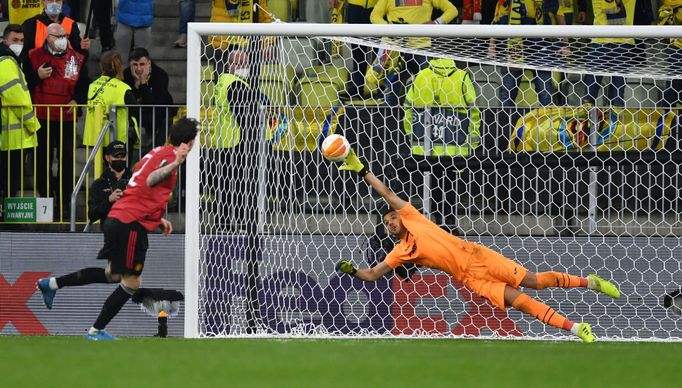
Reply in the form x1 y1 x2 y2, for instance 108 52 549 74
88 141 132 224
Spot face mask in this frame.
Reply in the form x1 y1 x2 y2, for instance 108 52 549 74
45 2 62 16
110 160 127 173
9 44 23 57
233 68 250 79
53 37 68 52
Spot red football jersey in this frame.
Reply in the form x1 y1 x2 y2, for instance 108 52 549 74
108 145 178 231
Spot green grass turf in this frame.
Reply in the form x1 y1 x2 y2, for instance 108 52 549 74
2 336 681 388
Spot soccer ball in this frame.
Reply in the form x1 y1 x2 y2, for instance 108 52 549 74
321 134 351 162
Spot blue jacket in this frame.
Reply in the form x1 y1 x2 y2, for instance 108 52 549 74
118 0 154 28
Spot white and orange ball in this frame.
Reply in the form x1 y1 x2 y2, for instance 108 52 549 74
321 134 351 162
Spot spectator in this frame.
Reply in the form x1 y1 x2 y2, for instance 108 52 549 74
370 0 458 106
329 0 377 101
209 0 273 78
555 0 588 25
459 0 482 24
26 22 88 218
114 0 153 63
92 0 114 52
658 0 681 109
0 24 41 204
488 0 559 108
582 0 636 108
21 0 90 61
83 50 139 178
88 140 132 224
123 47 176 149
208 49 264 227
403 58 480 157
174 0 195 48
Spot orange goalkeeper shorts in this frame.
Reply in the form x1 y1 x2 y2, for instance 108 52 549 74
461 244 528 310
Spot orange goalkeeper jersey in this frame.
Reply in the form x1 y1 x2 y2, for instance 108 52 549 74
384 204 476 280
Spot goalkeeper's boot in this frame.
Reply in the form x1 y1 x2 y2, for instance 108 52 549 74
84 329 116 341
588 274 621 299
36 278 57 309
576 322 595 343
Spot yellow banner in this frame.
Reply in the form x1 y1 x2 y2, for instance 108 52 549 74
9 0 43 24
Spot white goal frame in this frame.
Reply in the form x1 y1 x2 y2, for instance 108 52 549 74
184 23 682 339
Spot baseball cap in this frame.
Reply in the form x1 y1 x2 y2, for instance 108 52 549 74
105 141 127 157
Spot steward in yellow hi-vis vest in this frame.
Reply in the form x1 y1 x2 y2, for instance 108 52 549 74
0 55 40 151
83 51 139 177
207 72 250 148
403 58 480 156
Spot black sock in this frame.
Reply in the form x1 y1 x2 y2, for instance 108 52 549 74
56 267 109 288
93 285 132 330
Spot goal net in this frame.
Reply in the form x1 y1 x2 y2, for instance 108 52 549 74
184 23 682 340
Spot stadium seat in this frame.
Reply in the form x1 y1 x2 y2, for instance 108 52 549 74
298 65 348 108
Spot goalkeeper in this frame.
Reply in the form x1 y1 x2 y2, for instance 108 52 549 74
334 150 621 342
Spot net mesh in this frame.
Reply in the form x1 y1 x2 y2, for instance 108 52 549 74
192 26 682 340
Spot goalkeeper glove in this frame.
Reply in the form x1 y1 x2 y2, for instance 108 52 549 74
335 260 357 276
339 150 370 177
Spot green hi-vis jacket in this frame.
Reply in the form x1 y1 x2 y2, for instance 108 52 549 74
0 56 40 151
83 75 138 147
404 58 481 157
207 73 250 149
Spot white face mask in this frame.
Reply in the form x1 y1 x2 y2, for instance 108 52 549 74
45 2 62 17
53 37 68 52
233 68 250 79
9 44 23 57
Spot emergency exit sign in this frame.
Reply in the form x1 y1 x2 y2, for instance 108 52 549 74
2 198 53 222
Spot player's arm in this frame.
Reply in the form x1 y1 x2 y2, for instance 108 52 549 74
339 150 408 211
146 159 180 187
336 260 392 282
146 144 190 187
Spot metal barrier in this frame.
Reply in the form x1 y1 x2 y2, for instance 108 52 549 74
0 104 185 229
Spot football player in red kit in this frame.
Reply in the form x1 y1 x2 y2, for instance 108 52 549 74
36 117 199 340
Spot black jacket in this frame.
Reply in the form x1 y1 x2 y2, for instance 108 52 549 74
88 167 133 223
123 62 176 146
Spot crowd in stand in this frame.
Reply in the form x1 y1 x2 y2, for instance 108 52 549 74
0 0 681 225
0 0 180 223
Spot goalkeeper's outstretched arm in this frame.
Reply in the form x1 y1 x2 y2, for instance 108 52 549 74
340 150 408 211
336 260 392 282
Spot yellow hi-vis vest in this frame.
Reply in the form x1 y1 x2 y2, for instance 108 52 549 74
404 58 481 157
83 76 137 147
83 75 139 177
0 56 40 151
207 73 250 149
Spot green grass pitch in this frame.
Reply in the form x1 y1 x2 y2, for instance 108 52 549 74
2 336 681 387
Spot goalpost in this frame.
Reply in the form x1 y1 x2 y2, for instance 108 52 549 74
185 22 682 340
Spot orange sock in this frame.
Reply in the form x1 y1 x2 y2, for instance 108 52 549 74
535 272 588 290
511 293 574 332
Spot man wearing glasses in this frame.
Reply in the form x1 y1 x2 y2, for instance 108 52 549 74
25 23 89 220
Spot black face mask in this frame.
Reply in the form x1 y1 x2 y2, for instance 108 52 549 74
110 160 127 173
